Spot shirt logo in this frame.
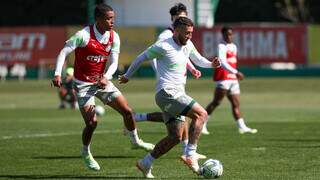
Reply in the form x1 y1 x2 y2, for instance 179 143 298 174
86 55 108 63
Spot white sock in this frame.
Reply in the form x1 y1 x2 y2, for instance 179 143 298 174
186 143 197 157
181 139 188 156
128 128 139 144
134 113 148 122
82 144 90 154
141 153 155 168
237 118 248 129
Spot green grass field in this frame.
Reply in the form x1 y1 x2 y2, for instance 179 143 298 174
0 77 320 179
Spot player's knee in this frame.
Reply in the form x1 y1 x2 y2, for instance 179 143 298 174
199 110 208 122
86 120 97 131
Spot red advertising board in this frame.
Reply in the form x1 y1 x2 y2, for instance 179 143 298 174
0 27 66 66
192 25 307 65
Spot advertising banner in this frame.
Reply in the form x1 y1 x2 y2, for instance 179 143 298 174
0 27 66 66
193 25 307 65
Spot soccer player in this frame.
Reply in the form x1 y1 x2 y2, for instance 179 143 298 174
119 17 221 178
202 26 258 135
51 4 154 171
57 67 77 109
133 3 206 160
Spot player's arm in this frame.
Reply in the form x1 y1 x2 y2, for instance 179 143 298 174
218 44 243 80
186 59 201 79
119 44 163 84
99 32 121 88
189 42 221 68
52 30 87 87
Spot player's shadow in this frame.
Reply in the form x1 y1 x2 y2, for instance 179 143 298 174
32 155 136 159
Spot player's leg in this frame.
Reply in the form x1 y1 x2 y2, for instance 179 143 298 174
227 93 257 134
105 94 155 151
58 87 68 109
203 87 227 134
180 118 206 160
79 104 100 171
137 117 184 178
73 82 101 171
134 112 163 122
181 102 208 174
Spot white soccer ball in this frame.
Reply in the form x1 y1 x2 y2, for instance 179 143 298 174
200 159 223 179
95 105 105 116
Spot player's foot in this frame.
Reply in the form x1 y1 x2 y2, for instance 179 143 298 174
201 125 210 135
136 160 154 178
180 155 200 175
131 139 155 152
81 152 100 171
181 152 207 161
239 127 258 134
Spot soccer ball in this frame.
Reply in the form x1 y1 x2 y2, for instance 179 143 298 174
200 159 223 179
95 105 105 116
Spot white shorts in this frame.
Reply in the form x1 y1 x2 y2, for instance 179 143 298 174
73 81 122 107
216 80 240 95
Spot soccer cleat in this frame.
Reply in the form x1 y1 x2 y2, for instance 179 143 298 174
180 155 200 175
201 125 210 135
131 139 155 152
181 152 207 161
239 128 258 134
81 152 100 171
136 160 154 178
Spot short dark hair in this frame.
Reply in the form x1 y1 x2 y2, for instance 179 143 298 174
169 3 188 16
173 17 193 29
221 26 232 35
94 3 113 19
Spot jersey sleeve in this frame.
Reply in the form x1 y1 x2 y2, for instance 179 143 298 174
112 31 120 53
145 42 165 59
65 27 89 50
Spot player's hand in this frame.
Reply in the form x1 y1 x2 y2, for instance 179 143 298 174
236 72 244 80
97 76 108 89
118 75 129 84
191 69 202 79
51 75 62 88
211 56 221 68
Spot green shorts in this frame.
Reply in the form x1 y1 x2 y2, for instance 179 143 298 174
73 81 122 107
155 87 196 124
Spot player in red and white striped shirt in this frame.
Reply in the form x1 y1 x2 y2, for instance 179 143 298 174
203 26 257 135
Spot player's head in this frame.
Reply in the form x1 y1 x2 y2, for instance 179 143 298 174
173 17 193 45
221 26 233 43
170 3 188 22
95 3 114 30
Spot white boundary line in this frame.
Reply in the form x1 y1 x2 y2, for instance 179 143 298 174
1 130 122 140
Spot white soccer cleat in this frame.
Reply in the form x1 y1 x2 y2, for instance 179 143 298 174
239 127 258 134
201 125 210 135
136 160 154 178
81 151 100 171
180 155 200 175
131 139 155 152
